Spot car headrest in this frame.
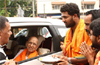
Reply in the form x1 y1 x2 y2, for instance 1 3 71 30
37 35 45 46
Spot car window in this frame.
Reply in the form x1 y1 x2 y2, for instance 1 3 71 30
14 28 27 38
58 28 69 37
6 18 67 64
54 26 69 37
8 26 53 60
41 27 52 38
14 27 52 38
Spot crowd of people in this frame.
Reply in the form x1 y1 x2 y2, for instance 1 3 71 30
53 3 100 65
0 2 100 65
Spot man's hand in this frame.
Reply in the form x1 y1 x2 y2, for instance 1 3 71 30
80 41 96 64
52 54 68 61
52 55 70 65
53 59 69 65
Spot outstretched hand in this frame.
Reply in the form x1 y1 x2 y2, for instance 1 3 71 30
52 54 68 61
53 59 69 65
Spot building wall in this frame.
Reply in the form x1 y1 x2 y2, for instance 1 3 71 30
37 0 99 18
37 0 66 14
81 0 99 13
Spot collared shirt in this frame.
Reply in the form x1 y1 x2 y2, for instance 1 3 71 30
0 45 6 56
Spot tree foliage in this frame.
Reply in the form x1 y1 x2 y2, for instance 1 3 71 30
0 0 9 16
0 0 33 17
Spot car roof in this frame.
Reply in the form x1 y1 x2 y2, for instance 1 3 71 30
6 17 65 26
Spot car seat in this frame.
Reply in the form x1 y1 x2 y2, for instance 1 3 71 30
37 35 50 55
38 36 52 55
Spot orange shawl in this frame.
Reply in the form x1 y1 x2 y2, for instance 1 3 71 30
63 19 92 57
14 49 38 62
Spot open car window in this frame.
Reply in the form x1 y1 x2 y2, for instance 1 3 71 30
6 26 54 61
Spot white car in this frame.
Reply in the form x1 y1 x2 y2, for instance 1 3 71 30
5 17 68 65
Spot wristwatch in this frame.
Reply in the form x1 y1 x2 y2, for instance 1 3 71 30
68 57 71 64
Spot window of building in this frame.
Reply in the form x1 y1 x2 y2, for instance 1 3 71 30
81 4 94 9
52 4 64 10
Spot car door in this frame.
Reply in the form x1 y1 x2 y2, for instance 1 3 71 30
6 18 67 65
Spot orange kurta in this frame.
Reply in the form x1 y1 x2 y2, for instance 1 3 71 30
14 49 38 62
63 19 92 58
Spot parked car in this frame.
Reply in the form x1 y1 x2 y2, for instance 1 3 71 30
5 17 68 65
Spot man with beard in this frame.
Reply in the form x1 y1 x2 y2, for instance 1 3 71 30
81 18 100 65
53 3 91 65
80 9 100 64
84 9 100 35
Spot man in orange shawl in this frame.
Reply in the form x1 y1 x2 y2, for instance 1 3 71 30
81 18 100 65
14 36 38 62
53 3 92 65
80 10 100 65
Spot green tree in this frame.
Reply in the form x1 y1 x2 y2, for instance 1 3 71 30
11 0 33 17
24 2 33 17
7 1 18 17
0 0 10 16
0 0 34 17
7 0 28 17
0 9 10 17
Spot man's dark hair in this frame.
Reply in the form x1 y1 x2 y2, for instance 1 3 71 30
86 9 100 21
90 18 100 37
60 3 80 18
0 16 9 31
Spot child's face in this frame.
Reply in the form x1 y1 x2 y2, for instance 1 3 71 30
60 41 64 50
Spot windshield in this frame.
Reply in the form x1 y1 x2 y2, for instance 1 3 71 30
57 27 69 37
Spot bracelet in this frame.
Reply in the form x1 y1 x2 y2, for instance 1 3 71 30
68 57 71 64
